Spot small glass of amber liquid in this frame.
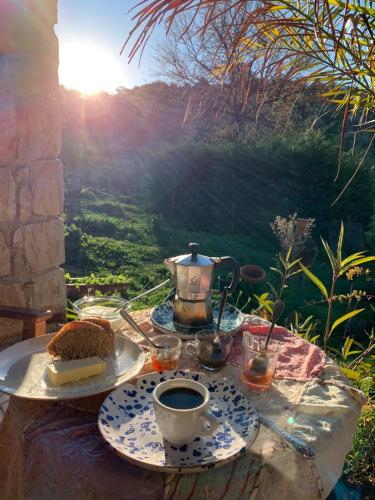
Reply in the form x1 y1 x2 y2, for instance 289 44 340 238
242 332 281 391
151 335 182 372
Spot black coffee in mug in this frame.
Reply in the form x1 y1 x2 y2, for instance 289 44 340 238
159 387 204 410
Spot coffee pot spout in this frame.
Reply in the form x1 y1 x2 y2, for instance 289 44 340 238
164 257 176 275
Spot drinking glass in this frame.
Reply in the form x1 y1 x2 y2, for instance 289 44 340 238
184 329 233 370
242 332 281 390
73 296 130 331
150 335 182 371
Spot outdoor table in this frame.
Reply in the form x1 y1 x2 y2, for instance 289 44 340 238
0 309 365 500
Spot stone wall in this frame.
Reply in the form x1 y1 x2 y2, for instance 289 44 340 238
0 0 65 347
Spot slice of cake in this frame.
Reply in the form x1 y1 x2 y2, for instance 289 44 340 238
47 320 114 361
84 317 114 340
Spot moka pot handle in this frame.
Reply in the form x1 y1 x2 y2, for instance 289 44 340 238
214 256 240 294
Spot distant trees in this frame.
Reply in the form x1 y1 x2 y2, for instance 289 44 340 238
155 9 320 138
128 1 375 131
59 84 189 163
126 0 375 196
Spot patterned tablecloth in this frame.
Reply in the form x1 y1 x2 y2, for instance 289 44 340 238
0 309 365 500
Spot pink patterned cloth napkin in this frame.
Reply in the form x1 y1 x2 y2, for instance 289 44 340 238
230 324 328 381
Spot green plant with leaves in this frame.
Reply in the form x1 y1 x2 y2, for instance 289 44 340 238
300 222 375 351
270 246 303 300
253 292 274 319
338 329 375 384
343 402 375 488
65 273 130 286
288 312 321 345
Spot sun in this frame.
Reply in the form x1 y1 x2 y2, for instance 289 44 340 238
59 41 128 95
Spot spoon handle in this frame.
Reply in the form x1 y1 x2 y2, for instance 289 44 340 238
120 308 158 349
259 413 316 460
216 287 229 334
127 279 170 305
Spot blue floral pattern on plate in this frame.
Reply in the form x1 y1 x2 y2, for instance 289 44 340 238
151 301 244 339
98 371 259 473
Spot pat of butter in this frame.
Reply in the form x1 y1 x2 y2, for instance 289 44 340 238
47 356 106 386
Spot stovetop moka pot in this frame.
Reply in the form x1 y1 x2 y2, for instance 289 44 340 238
164 243 240 331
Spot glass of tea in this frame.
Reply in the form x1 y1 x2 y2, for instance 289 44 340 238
242 332 281 391
150 335 182 372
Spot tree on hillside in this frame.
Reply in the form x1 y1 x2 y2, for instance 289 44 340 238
125 0 375 191
155 9 320 138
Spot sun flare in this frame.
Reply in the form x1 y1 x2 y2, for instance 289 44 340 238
59 41 127 95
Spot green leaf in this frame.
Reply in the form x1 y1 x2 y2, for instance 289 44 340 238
279 255 288 270
299 263 328 299
339 256 375 275
310 335 320 344
266 281 278 298
346 350 363 356
341 367 360 380
301 315 314 329
269 4 286 11
343 337 353 358
340 252 366 268
288 257 302 269
288 268 303 277
270 267 283 275
321 238 337 272
337 221 344 265
254 294 273 314
286 246 292 263
330 309 365 335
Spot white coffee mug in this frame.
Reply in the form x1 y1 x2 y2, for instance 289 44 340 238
153 378 218 445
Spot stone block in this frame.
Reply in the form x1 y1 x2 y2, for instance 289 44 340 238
0 95 17 166
39 0 58 25
0 0 57 52
0 282 26 307
2 46 59 97
12 227 26 276
16 166 32 222
0 168 16 221
31 159 64 216
26 267 66 312
19 185 32 223
0 230 11 277
24 220 65 274
15 96 61 165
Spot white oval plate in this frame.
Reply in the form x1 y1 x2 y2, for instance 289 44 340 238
99 371 259 474
0 334 145 400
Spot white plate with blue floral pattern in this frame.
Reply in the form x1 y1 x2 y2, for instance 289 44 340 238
99 370 259 473
151 301 244 339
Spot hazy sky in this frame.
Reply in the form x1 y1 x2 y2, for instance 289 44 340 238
56 0 163 92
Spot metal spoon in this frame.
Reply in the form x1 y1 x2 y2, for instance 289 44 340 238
211 286 229 355
221 375 315 460
247 299 285 377
258 412 316 460
113 279 171 313
120 308 161 349
264 299 285 350
216 286 229 337
125 279 170 307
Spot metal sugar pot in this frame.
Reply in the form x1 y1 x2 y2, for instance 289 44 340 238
164 243 240 331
